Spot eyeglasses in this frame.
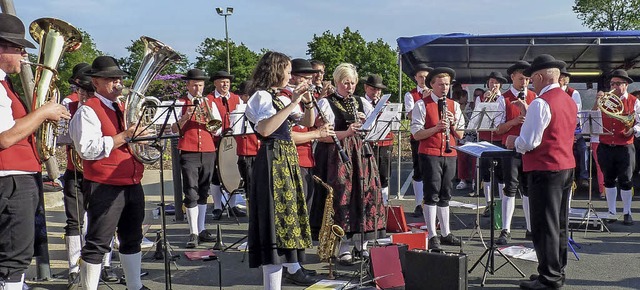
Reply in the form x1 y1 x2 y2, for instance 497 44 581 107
294 74 313 80
1 45 26 54
610 81 627 87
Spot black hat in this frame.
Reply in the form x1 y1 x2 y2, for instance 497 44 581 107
0 14 35 49
85 56 129 78
182 68 208 80
69 65 94 93
506 60 531 76
412 63 433 76
523 54 566 77
609 69 634 84
210 70 234 82
291 58 320 74
425 67 456 89
487 71 507 84
364 74 387 89
560 67 571 77
68 63 90 84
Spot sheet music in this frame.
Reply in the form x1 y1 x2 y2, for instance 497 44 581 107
361 94 391 131
455 141 510 158
365 103 402 142
578 110 603 134
467 102 502 131
151 100 182 125
229 104 254 135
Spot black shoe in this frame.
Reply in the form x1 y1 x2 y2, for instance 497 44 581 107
482 207 491 217
186 233 199 248
428 236 441 250
67 272 80 289
519 279 561 289
284 268 318 286
525 230 533 240
440 233 462 246
101 266 119 282
412 205 423 217
212 208 223 220
300 266 317 276
198 230 217 243
578 179 589 188
623 214 634 225
496 229 511 245
230 206 247 217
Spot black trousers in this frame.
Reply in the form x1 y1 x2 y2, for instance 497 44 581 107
237 155 255 193
81 181 145 264
502 153 528 197
419 154 456 207
0 174 39 282
372 144 392 188
528 169 572 288
597 144 635 190
479 141 504 183
410 139 422 181
180 151 215 208
63 169 85 236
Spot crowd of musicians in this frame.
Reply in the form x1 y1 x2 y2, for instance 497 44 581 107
1 13 639 290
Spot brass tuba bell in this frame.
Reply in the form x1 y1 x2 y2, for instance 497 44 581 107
597 89 635 128
25 18 82 161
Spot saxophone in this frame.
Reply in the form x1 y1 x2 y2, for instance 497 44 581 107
314 175 345 262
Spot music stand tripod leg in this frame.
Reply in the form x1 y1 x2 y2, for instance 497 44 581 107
468 159 486 248
220 188 241 225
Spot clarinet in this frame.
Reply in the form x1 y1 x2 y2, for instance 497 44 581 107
311 89 350 163
349 95 374 158
438 94 453 153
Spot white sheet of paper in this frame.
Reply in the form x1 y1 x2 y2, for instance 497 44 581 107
151 100 183 125
467 102 502 131
578 110 603 134
229 104 254 135
365 103 402 142
361 94 391 131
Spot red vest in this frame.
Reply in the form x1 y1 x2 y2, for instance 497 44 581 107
599 93 637 145
368 97 395 147
501 89 537 145
409 88 422 140
278 89 315 167
209 91 241 135
177 96 217 152
477 94 501 142
235 134 259 156
418 97 457 157
0 81 40 172
82 97 144 185
565 87 575 98
522 88 577 172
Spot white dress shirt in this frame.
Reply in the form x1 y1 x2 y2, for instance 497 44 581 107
514 84 558 154
496 86 533 126
316 94 374 126
404 87 427 117
69 92 118 160
561 85 582 111
410 93 465 135
245 90 303 132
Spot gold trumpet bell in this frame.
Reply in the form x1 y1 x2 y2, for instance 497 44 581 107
598 90 636 128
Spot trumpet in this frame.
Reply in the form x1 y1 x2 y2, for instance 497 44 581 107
438 94 453 153
484 89 499 102
192 95 222 133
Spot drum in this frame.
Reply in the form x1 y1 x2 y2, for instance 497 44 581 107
217 135 242 194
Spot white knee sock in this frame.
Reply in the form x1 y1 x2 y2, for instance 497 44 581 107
413 181 423 207
522 196 531 232
621 189 633 215
483 182 491 206
282 262 301 274
66 235 82 274
1 273 24 290
197 204 208 233
262 264 283 290
212 185 223 210
381 187 389 205
502 196 515 232
423 205 437 239
436 206 451 237
103 238 113 267
80 259 101 290
186 206 199 235
120 252 143 290
605 187 617 215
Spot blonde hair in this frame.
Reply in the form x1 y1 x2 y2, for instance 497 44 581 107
430 73 452 87
333 63 358 84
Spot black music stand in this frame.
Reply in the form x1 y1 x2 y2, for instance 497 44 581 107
458 142 525 286
575 110 612 235
129 99 185 290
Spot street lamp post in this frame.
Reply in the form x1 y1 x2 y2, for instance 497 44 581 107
216 7 233 73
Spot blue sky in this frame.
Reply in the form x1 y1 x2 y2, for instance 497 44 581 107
12 0 586 64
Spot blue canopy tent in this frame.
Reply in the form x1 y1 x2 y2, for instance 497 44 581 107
396 31 640 85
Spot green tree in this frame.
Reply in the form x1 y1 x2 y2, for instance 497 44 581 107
306 27 411 102
194 38 260 93
119 37 190 81
573 0 640 30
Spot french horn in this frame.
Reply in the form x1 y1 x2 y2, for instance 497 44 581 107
597 89 635 128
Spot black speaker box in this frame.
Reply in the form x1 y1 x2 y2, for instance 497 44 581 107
404 249 468 290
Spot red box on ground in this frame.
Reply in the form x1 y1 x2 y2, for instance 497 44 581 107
390 232 428 250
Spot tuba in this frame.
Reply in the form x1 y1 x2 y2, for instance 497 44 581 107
597 89 635 128
313 175 344 279
25 18 82 161
124 36 182 164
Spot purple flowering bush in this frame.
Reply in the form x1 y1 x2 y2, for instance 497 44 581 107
146 74 186 101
